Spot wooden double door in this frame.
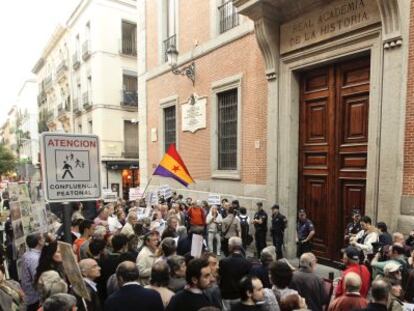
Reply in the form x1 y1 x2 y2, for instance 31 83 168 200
298 56 370 261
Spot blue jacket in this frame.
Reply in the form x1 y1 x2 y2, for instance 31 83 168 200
104 284 164 311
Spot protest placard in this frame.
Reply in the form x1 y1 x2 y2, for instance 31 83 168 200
404 303 414 311
129 187 144 201
59 241 91 301
191 234 204 258
102 188 117 203
207 193 221 206
159 185 172 199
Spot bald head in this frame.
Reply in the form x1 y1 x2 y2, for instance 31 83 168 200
299 253 317 271
344 272 361 293
116 261 139 286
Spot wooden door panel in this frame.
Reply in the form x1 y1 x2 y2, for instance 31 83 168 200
303 175 329 256
340 94 369 145
299 56 370 261
340 180 366 232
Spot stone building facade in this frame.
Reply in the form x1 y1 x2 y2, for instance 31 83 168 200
139 0 413 260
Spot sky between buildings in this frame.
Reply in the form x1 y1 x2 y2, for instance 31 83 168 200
0 0 79 126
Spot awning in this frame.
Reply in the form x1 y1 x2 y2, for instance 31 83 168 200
104 161 139 170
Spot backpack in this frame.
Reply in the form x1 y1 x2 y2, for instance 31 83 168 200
239 215 253 245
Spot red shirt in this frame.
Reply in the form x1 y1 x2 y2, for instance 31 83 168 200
335 263 371 298
328 292 368 311
187 207 206 226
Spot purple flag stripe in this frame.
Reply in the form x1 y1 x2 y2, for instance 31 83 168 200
153 165 189 187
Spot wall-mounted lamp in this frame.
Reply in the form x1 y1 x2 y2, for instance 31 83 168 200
166 46 195 85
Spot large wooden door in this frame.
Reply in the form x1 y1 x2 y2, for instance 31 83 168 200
298 56 370 261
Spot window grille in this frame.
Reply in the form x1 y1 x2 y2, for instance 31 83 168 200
164 105 176 152
218 1 239 34
218 89 238 170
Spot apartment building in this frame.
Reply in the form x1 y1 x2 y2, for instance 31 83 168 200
140 0 414 261
33 0 139 199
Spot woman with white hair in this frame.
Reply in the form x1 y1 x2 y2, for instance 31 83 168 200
206 205 223 256
37 270 68 306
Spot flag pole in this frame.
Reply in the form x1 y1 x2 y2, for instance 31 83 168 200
141 175 154 198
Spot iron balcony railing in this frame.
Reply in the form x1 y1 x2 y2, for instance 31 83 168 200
163 34 176 62
83 92 91 108
72 52 80 69
122 38 137 56
121 90 138 107
44 75 53 91
56 60 68 79
218 1 239 34
82 40 91 60
73 98 81 113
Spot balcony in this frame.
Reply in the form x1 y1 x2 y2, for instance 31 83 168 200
72 52 80 70
82 40 91 61
56 60 68 82
121 90 138 108
82 92 92 110
44 75 53 92
46 110 55 123
218 1 239 34
163 34 176 62
73 98 81 114
121 38 137 56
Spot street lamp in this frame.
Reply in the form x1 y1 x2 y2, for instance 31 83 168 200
166 45 195 85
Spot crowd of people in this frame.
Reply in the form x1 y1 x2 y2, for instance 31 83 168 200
0 193 413 311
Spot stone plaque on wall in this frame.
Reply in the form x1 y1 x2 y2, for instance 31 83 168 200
280 0 381 54
181 94 207 133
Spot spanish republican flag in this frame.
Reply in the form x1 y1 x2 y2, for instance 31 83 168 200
153 144 194 187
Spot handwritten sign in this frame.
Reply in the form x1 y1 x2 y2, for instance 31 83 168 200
280 0 380 54
207 193 221 206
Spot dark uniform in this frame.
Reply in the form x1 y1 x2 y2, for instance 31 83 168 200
270 212 287 258
253 209 268 256
296 219 314 257
344 221 362 245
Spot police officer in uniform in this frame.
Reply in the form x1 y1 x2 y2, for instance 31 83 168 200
296 209 315 258
344 209 362 245
270 204 287 259
253 202 268 256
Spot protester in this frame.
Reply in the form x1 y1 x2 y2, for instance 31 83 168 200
145 261 175 308
328 272 368 311
120 212 138 237
0 265 24 311
270 205 287 259
137 231 160 285
377 222 392 247
20 233 44 311
354 280 389 311
250 246 276 289
279 293 308 311
269 260 299 301
166 258 218 311
35 237 64 285
231 276 266 311
167 255 187 293
42 293 77 311
290 253 329 311
335 246 370 298
187 202 206 233
73 220 94 260
94 206 110 228
219 237 252 311
222 207 241 256
206 205 223 256
37 270 68 306
350 216 379 262
296 209 315 257
78 259 102 311
238 207 251 251
105 261 164 311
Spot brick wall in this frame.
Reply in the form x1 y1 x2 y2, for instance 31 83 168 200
146 33 268 185
403 0 414 195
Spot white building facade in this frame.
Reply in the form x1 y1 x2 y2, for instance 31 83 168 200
33 0 139 200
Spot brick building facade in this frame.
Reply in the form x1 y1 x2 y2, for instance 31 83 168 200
139 0 413 260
